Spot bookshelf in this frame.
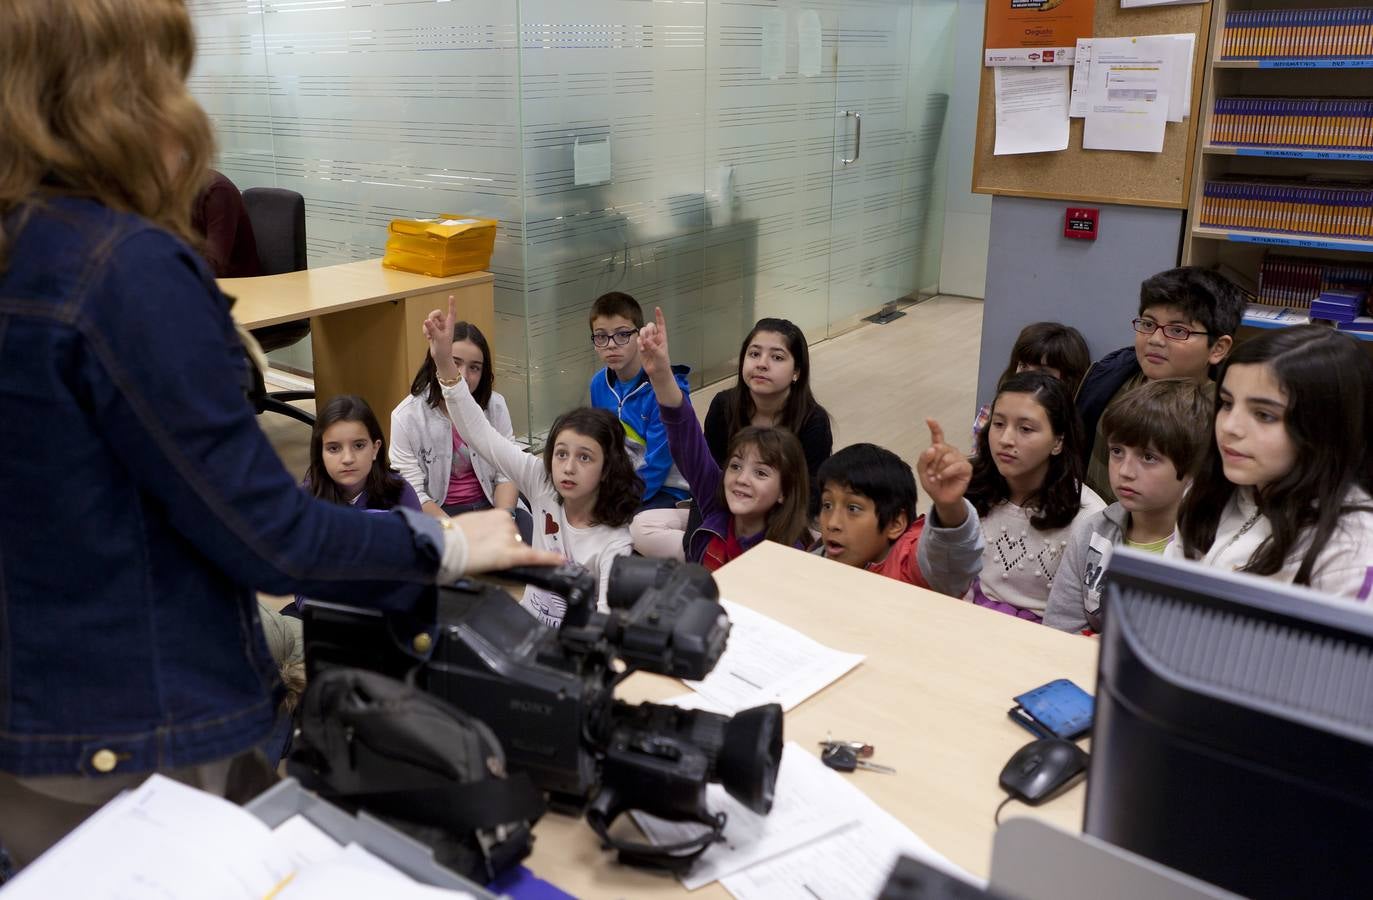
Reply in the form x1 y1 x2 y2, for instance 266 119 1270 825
1183 0 1373 339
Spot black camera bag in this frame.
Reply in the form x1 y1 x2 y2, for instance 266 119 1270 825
287 667 546 883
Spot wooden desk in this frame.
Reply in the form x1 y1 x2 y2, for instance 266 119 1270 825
524 542 1098 897
221 260 494 436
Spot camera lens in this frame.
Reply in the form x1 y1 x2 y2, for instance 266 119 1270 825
717 703 783 814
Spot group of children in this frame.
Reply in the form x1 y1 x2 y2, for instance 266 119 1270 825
297 266 1373 635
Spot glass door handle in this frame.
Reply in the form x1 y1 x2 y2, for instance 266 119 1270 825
840 111 862 165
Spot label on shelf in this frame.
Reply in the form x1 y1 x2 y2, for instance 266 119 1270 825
1233 148 1373 162
1225 232 1373 253
1255 59 1373 69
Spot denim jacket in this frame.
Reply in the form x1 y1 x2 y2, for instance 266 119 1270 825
0 196 445 778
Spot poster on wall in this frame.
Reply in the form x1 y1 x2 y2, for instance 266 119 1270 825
983 0 1095 66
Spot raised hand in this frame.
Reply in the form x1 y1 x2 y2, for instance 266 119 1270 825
637 306 671 378
918 418 971 526
637 306 684 407
424 294 460 382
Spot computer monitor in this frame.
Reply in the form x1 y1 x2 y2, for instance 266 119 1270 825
1084 548 1373 900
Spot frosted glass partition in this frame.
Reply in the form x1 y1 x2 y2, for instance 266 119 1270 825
515 2 710 431
186 0 955 438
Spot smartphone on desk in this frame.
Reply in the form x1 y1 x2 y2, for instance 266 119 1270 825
1009 678 1093 741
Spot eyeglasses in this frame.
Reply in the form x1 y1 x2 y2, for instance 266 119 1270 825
591 328 639 348
1132 318 1208 342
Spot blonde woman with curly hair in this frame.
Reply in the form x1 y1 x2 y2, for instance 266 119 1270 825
0 0 558 868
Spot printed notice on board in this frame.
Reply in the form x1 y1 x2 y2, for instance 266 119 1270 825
994 66 1071 155
1082 36 1171 152
984 0 1095 66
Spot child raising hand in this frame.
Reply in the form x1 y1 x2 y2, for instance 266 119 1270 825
919 418 973 528
639 307 811 569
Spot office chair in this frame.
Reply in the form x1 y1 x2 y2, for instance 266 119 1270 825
242 187 315 427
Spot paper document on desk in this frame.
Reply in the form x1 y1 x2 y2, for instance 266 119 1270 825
632 743 858 890
720 771 981 899
2 774 293 899
275 845 475 899
673 599 864 714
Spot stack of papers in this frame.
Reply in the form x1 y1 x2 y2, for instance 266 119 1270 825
1072 34 1196 153
3 775 476 899
633 743 980 897
671 599 865 714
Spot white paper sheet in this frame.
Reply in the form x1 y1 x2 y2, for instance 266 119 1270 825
1162 33 1196 121
632 743 858 890
276 852 475 900
1082 36 1172 153
273 814 346 869
721 807 979 900
1069 38 1093 117
1121 0 1205 7
1073 34 1193 121
3 775 291 899
719 743 980 899
762 10 787 79
993 66 1071 156
573 136 611 186
798 10 823 77
674 599 864 714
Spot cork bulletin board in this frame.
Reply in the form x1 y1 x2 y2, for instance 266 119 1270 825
972 0 1213 209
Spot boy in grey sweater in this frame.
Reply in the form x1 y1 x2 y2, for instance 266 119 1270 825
1043 379 1211 633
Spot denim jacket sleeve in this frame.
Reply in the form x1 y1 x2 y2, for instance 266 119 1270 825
80 231 440 608
658 396 724 520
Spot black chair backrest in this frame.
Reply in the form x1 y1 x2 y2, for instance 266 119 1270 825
242 187 307 275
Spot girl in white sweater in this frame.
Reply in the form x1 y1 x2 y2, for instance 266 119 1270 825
425 298 641 626
919 371 1103 620
1172 325 1373 601
391 319 519 519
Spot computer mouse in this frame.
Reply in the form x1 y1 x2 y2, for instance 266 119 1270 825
998 738 1088 804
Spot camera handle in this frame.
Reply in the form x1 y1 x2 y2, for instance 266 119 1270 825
489 563 600 627
584 796 726 873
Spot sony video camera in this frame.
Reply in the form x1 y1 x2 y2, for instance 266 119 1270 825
301 556 783 870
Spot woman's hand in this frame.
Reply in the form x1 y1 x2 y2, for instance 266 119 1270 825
423 295 461 383
450 509 562 573
917 418 971 527
638 307 684 407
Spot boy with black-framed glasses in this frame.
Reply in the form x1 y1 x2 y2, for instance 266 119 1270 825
587 292 692 511
1077 267 1245 502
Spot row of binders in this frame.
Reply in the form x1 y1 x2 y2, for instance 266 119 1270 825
1210 97 1373 149
1220 7 1373 59
1257 253 1373 307
1199 178 1373 239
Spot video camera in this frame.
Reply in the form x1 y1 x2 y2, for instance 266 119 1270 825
301 556 783 870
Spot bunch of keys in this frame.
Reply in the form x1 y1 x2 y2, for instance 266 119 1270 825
819 738 896 775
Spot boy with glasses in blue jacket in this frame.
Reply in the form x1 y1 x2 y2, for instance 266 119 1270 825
588 292 692 511
1076 267 1245 502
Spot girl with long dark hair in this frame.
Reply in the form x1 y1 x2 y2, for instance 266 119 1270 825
918 372 1105 621
1173 325 1373 597
631 317 831 558
391 320 519 518
425 298 641 626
